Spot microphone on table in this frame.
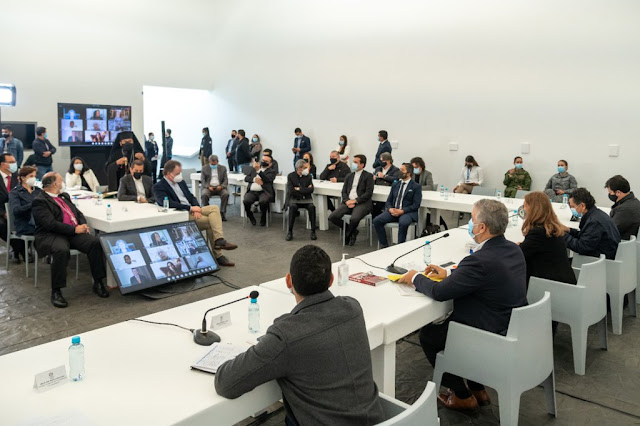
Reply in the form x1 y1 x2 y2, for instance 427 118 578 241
194 290 260 346
386 233 450 275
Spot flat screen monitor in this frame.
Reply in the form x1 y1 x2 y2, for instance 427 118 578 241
58 102 131 147
100 221 219 294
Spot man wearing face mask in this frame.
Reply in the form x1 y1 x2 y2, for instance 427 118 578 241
32 172 109 308
243 154 277 226
0 153 22 261
399 199 527 411
106 131 147 191
117 160 155 203
562 187 620 260
320 151 350 212
285 159 317 241
605 175 640 240
371 130 392 170
225 130 238 172
234 129 252 171
200 155 229 220
153 160 237 267
262 148 279 174
0 125 24 168
32 126 57 179
145 132 159 183
199 127 213 168
292 128 311 168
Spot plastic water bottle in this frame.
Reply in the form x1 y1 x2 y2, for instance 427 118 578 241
96 192 103 206
163 196 169 212
423 241 431 265
496 189 501 201
561 194 568 209
106 204 112 220
444 187 449 200
68 336 85 381
248 297 260 333
511 210 518 227
338 253 349 286
439 184 444 197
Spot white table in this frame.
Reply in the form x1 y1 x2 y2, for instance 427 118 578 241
0 285 384 426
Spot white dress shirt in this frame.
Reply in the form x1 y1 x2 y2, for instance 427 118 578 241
0 170 9 190
134 177 146 200
458 166 484 185
209 169 220 187
349 170 363 200
164 177 190 207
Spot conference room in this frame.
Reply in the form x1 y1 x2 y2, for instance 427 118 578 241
1 1 639 425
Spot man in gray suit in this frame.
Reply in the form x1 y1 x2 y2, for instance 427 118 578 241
215 245 385 426
200 155 229 221
117 160 155 203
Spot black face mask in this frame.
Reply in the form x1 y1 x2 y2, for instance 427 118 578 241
133 172 142 180
466 164 473 169
330 158 338 164
608 193 618 202
1 133 9 139
303 158 309 163
123 144 133 153
260 161 269 168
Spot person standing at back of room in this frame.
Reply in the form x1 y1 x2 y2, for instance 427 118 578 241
199 127 213 168
145 132 159 183
0 125 24 168
371 130 391 170
31 126 57 179
164 129 173 162
226 130 238 172
292 127 311 168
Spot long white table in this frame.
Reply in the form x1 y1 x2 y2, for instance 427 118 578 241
0 285 384 425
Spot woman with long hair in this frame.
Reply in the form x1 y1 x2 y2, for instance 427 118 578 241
337 135 350 166
66 157 101 192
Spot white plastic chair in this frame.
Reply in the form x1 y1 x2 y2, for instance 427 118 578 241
377 222 418 249
4 202 37 277
375 381 439 426
341 213 373 247
471 187 496 197
527 255 607 375
572 236 637 335
515 190 531 199
433 292 556 425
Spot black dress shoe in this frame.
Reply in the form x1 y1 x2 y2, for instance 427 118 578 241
349 229 359 246
11 252 21 264
310 231 317 240
286 232 293 241
221 212 227 221
216 255 235 267
248 215 256 226
51 291 68 308
93 281 109 298
259 220 267 227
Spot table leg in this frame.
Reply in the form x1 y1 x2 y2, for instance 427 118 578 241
316 195 329 231
433 208 442 227
240 185 247 218
371 341 396 397
273 189 283 214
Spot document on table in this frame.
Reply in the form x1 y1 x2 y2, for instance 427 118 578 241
191 342 248 374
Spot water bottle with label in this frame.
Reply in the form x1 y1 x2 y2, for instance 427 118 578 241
561 194 568 209
96 192 103 206
106 204 112 220
248 297 260 333
444 187 449 200
68 336 85 382
338 253 349 286
496 189 501 201
163 196 169 212
511 210 518 227
423 241 431 266
439 184 444 197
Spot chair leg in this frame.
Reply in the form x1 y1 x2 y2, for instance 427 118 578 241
628 289 637 317
342 220 346 247
34 249 38 288
25 242 29 278
542 371 557 417
75 255 79 280
432 361 444 391
610 293 624 335
598 316 608 350
497 389 522 426
569 325 588 375
369 218 372 247
5 239 9 270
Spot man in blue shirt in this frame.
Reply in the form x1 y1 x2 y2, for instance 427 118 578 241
0 125 24 167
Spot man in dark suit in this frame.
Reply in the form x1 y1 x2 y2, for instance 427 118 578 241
225 130 237 172
329 154 374 246
605 175 640 240
215 245 385 426
372 152 401 218
292 127 311 168
319 151 350 183
373 163 422 248
145 132 159 183
399 199 528 411
129 267 147 286
285 159 317 241
0 153 22 261
117 160 155 203
371 130 392 170
262 148 279 174
200 155 229 220
32 173 109 308
243 154 277 226
153 160 237 267
234 129 252 170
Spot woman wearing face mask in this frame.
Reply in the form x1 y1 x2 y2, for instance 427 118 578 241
249 134 263 162
145 132 159 184
302 153 317 179
337 135 351 166
410 157 434 190
454 155 483 194
503 156 532 198
65 157 100 192
9 166 43 262
544 159 577 202
199 127 213 168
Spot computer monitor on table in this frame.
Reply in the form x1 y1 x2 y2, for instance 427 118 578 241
100 221 219 294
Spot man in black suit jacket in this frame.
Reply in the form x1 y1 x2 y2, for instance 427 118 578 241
145 132 159 183
292 127 311 168
285 159 317 241
329 155 374 246
200 155 229 219
225 130 237 172
399 199 528 411
371 130 392 170
0 153 23 261
243 154 278 226
373 163 422 248
117 160 155 203
32 173 109 308
152 160 237 267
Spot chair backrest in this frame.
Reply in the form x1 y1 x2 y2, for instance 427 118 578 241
471 187 496 197
181 168 197 186
3 202 12 236
431 182 438 192
506 292 553 389
615 235 637 293
376 381 438 426
96 185 108 193
515 189 531 199
577 255 607 322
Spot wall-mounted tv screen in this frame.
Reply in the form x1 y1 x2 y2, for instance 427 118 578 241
58 102 132 147
100 221 219 294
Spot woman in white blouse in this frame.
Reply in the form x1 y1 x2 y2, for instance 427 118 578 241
65 157 101 192
453 155 484 194
337 135 351 166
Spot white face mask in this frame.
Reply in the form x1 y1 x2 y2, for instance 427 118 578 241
173 173 184 183
74 163 83 171
301 169 309 177
26 177 37 187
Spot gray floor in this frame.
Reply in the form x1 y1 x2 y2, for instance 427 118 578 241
1 201 639 425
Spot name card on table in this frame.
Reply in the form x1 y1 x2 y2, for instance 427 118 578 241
34 365 67 391
210 311 232 331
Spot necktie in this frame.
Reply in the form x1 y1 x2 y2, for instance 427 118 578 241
6 175 11 192
395 182 405 209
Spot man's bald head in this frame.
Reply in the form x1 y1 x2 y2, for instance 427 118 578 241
42 172 63 193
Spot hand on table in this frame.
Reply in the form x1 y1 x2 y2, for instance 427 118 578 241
139 197 148 203
398 270 418 284
425 264 447 280
330 178 337 183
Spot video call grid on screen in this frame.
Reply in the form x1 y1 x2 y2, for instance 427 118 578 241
99 221 219 294
58 103 132 147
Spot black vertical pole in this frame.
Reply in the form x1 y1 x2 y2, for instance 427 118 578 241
160 120 166 172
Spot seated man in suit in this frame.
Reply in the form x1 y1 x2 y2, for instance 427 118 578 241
200 155 230 221
328 155 374 246
262 148 279 174
215 245 385 426
153 160 237 267
243 154 277 226
399 199 528 411
285 159 317 241
373 163 422 248
0 153 24 262
117 160 155 203
320 151 351 212
32 173 109 308
372 152 401 218
605 175 640 240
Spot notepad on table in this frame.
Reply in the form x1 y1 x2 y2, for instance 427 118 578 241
191 342 247 374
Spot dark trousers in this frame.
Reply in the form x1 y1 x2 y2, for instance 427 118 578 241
0 217 25 254
150 160 158 183
329 201 372 236
202 187 230 213
373 210 417 246
37 233 107 291
419 319 485 398
372 201 385 218
227 156 236 173
288 202 316 232
244 191 271 222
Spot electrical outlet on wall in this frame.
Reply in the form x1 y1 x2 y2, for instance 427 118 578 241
521 142 530 154
449 142 458 151
608 144 620 157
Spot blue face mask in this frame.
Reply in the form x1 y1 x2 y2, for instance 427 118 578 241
558 166 566 173
252 137 258 142
44 133 49 139
515 163 523 169
570 207 582 218
351 163 359 172
467 218 476 239
413 167 420 175
210 164 217 170
202 133 206 138
339 140 345 146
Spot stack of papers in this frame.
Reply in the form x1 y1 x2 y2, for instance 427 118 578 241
191 342 248 374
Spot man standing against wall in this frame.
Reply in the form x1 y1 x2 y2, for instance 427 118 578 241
32 126 57 179
0 125 24 167
292 127 311 168
226 130 238 172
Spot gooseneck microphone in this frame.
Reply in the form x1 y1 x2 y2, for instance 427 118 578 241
386 233 450 275
194 290 260 346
